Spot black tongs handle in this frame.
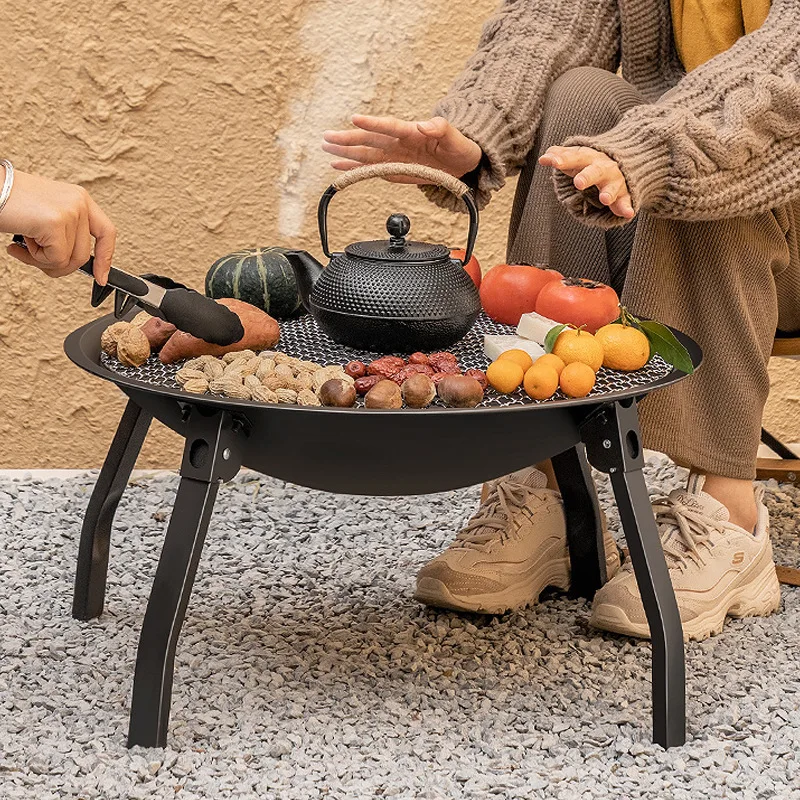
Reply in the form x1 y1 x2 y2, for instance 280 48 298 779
80 258 151 298
12 234 150 298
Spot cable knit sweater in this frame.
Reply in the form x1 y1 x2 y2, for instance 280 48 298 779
425 0 800 228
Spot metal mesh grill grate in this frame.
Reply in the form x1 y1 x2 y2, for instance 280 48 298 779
100 313 673 409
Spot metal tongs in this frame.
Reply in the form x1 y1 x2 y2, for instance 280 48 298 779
12 235 244 346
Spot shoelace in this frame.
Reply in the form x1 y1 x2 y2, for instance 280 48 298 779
454 482 548 551
645 495 738 572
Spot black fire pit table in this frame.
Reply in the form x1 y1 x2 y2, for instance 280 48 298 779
64 312 701 750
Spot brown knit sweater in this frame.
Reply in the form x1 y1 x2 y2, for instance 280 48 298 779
425 0 800 228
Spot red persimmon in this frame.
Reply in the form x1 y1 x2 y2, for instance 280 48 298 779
479 263 562 326
534 277 620 334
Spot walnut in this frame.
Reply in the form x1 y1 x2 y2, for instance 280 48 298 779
182 378 209 394
275 388 297 404
222 349 256 364
130 311 153 328
175 368 207 386
297 388 322 406
251 385 279 404
256 359 276 380
203 359 225 379
116 326 151 367
101 322 132 357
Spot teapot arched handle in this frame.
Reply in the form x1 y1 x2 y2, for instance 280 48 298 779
317 162 479 266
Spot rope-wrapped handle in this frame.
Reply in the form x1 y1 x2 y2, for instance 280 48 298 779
318 162 479 265
331 162 471 197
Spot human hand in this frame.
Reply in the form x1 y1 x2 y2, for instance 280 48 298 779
0 170 116 284
322 115 483 183
539 146 635 220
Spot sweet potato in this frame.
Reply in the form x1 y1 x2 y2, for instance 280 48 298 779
159 298 280 364
140 317 177 352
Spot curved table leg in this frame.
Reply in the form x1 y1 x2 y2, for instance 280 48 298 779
73 399 152 621
582 399 686 748
551 444 606 599
127 405 247 748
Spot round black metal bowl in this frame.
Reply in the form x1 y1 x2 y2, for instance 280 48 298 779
64 314 701 495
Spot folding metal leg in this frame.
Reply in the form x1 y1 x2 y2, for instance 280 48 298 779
582 400 686 748
73 399 152 621
127 475 218 747
126 406 247 748
551 444 607 599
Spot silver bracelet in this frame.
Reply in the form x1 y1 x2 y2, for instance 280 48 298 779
0 159 14 217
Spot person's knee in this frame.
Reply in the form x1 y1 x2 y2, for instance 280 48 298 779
547 67 617 108
540 67 642 144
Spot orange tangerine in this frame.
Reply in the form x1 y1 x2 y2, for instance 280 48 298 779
523 363 559 400
486 359 525 393
534 353 566 376
552 328 604 372
498 348 534 372
559 362 596 398
595 323 650 371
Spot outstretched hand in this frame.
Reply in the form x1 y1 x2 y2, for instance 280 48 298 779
539 145 635 220
0 170 116 285
322 115 482 183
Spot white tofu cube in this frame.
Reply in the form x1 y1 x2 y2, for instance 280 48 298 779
484 334 545 362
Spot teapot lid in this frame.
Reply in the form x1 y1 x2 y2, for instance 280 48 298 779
344 214 450 263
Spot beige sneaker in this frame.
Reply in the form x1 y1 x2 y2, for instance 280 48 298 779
590 475 781 641
414 467 621 614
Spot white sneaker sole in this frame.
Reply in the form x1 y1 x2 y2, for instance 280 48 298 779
590 559 782 642
414 557 571 615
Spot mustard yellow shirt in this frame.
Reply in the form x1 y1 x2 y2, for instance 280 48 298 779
671 0 771 71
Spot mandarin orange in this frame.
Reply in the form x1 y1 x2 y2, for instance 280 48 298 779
486 359 525 393
523 363 559 400
551 328 604 372
559 362 596 398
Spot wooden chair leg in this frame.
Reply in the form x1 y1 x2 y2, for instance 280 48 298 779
757 428 800 483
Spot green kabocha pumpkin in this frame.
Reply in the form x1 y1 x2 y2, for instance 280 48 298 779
205 247 306 320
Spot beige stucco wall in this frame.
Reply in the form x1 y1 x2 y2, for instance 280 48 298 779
1 0 798 469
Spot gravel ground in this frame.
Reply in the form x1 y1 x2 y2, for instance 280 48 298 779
0 455 799 800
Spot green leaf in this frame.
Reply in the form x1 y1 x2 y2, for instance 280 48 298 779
638 320 694 374
544 323 568 353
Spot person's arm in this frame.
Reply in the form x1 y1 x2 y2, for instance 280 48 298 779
551 3 800 227
0 164 116 284
423 0 621 210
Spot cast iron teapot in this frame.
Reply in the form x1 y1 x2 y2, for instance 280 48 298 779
284 162 481 353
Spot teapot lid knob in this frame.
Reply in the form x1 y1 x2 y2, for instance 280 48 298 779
387 213 411 247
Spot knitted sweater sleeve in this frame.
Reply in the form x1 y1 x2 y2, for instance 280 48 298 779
421 0 621 212
553 0 800 227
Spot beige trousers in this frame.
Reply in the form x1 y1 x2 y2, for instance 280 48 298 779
507 67 800 480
